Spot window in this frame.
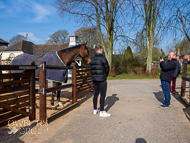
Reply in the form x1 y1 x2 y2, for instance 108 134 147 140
9 53 15 59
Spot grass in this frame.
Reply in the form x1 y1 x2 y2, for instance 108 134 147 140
107 75 160 80
107 67 185 80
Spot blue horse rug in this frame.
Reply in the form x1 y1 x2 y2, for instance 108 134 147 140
11 51 68 83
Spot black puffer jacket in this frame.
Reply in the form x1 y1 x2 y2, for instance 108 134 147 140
90 53 109 82
160 58 177 82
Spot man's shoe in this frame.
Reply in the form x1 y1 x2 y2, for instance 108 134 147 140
158 104 169 108
99 111 111 117
172 92 177 95
93 109 99 114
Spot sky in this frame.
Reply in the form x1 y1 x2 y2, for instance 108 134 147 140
0 0 187 55
0 0 79 44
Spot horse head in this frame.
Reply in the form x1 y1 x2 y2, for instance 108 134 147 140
79 43 91 64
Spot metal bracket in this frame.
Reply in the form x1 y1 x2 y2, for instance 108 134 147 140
38 88 46 95
38 63 45 70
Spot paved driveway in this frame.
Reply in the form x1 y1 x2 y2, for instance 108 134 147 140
10 79 190 143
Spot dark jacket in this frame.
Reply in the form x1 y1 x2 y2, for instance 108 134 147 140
90 53 109 82
173 60 181 78
160 58 177 82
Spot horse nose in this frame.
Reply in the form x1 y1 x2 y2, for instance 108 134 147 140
87 58 91 64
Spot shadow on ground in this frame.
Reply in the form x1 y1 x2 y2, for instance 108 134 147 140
135 138 147 143
153 91 165 104
104 94 119 112
171 92 190 122
154 89 190 122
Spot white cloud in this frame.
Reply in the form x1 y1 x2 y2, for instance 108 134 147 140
31 2 50 23
18 32 41 43
1 0 51 23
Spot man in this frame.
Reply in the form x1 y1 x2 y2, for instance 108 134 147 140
90 45 110 117
169 53 181 95
159 52 177 108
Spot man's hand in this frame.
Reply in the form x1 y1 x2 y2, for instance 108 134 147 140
160 58 164 62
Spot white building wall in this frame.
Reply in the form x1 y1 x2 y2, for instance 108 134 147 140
1 51 23 60
1 51 23 73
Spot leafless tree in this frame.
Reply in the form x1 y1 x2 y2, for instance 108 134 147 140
46 29 69 44
54 0 130 70
9 35 27 46
169 0 190 42
132 0 167 74
74 27 100 48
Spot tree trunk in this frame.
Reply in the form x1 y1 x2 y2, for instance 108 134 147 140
146 32 153 74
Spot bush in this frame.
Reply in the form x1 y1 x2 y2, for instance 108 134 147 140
151 63 159 76
134 67 144 75
108 70 117 77
112 54 122 75
131 60 141 67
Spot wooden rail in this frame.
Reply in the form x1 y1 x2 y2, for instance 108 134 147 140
38 62 93 123
181 59 190 105
0 62 36 127
0 61 93 126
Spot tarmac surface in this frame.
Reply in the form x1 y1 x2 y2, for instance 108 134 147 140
8 79 190 143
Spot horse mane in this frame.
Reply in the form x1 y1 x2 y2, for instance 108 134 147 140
58 44 87 52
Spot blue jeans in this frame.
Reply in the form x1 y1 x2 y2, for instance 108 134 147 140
161 79 171 106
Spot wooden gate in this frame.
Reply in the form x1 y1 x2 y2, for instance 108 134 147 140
0 63 36 127
76 65 94 96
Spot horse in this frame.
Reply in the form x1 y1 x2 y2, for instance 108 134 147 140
10 43 91 108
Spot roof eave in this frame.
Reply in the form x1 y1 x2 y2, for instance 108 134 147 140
0 43 9 46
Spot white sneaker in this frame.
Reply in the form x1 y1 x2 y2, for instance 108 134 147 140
99 111 111 117
93 109 99 114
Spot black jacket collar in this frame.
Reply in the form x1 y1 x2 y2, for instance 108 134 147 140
95 53 102 56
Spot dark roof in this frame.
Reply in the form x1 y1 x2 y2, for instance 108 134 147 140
0 38 9 46
3 40 34 54
1 40 96 58
33 43 69 55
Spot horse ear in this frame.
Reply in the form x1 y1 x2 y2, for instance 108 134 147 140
84 42 87 46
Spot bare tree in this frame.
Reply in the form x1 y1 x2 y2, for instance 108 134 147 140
74 27 100 48
133 28 160 61
54 0 130 70
9 35 27 46
46 29 69 44
171 0 190 42
132 0 166 74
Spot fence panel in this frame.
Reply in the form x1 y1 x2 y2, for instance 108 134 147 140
181 59 190 105
0 63 36 127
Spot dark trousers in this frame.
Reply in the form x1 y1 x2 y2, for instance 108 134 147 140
93 80 107 111
169 77 177 92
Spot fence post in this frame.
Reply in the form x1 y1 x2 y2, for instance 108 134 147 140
0 70 2 82
72 62 77 104
29 61 36 121
39 61 46 122
181 59 188 97
8 70 11 81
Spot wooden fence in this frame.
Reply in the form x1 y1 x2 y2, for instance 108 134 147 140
0 62 93 126
76 66 94 96
37 62 94 123
0 62 36 127
181 59 190 105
